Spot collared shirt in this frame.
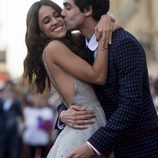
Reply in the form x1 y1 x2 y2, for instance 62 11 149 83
85 34 98 58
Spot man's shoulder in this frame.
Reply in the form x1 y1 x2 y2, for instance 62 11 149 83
110 28 144 56
112 28 139 44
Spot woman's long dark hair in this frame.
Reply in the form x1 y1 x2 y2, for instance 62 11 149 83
23 0 85 93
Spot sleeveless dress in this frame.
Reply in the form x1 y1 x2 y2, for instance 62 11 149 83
43 52 114 158
46 79 114 158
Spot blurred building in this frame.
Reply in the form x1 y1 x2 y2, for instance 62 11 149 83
110 0 158 77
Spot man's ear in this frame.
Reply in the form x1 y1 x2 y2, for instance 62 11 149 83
83 6 92 16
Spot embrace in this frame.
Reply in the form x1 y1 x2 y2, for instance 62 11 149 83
23 0 158 157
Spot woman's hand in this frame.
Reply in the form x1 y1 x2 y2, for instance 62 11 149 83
60 105 96 129
95 14 114 49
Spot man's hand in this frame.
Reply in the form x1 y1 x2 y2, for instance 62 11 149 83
95 14 113 49
60 105 96 129
66 143 94 158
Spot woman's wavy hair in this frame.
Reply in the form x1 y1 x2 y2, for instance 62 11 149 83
23 0 85 93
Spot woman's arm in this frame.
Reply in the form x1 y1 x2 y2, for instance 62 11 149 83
44 39 108 85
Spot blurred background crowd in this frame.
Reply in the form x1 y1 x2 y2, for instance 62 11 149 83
0 0 158 158
0 80 61 158
0 77 158 158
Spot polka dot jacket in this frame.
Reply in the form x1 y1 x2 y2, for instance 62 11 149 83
88 28 158 158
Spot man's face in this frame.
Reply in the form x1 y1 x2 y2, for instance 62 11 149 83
61 0 85 31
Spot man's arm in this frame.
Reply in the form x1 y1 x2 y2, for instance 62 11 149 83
55 103 96 130
54 102 67 130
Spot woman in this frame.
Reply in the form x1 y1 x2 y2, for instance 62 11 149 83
23 0 115 157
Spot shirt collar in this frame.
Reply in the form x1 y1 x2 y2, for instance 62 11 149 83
85 34 98 51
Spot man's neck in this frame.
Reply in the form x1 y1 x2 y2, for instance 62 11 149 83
79 18 97 40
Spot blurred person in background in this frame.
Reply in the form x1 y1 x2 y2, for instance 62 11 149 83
0 80 23 158
149 77 158 114
149 76 157 99
22 92 54 158
153 78 158 114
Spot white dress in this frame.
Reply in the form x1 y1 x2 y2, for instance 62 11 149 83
46 79 115 158
43 51 114 158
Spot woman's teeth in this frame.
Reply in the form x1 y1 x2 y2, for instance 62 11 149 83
53 26 62 32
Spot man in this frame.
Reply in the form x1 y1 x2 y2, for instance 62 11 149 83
57 0 158 157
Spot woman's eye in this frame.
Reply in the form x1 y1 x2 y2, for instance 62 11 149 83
43 18 50 24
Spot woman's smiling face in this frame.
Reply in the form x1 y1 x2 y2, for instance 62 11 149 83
38 5 67 39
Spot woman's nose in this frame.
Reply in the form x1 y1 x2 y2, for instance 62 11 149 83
51 18 58 25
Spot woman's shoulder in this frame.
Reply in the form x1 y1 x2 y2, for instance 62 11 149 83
46 40 68 52
43 40 72 62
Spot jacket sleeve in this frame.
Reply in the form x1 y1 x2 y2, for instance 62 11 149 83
88 38 146 156
54 102 68 130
